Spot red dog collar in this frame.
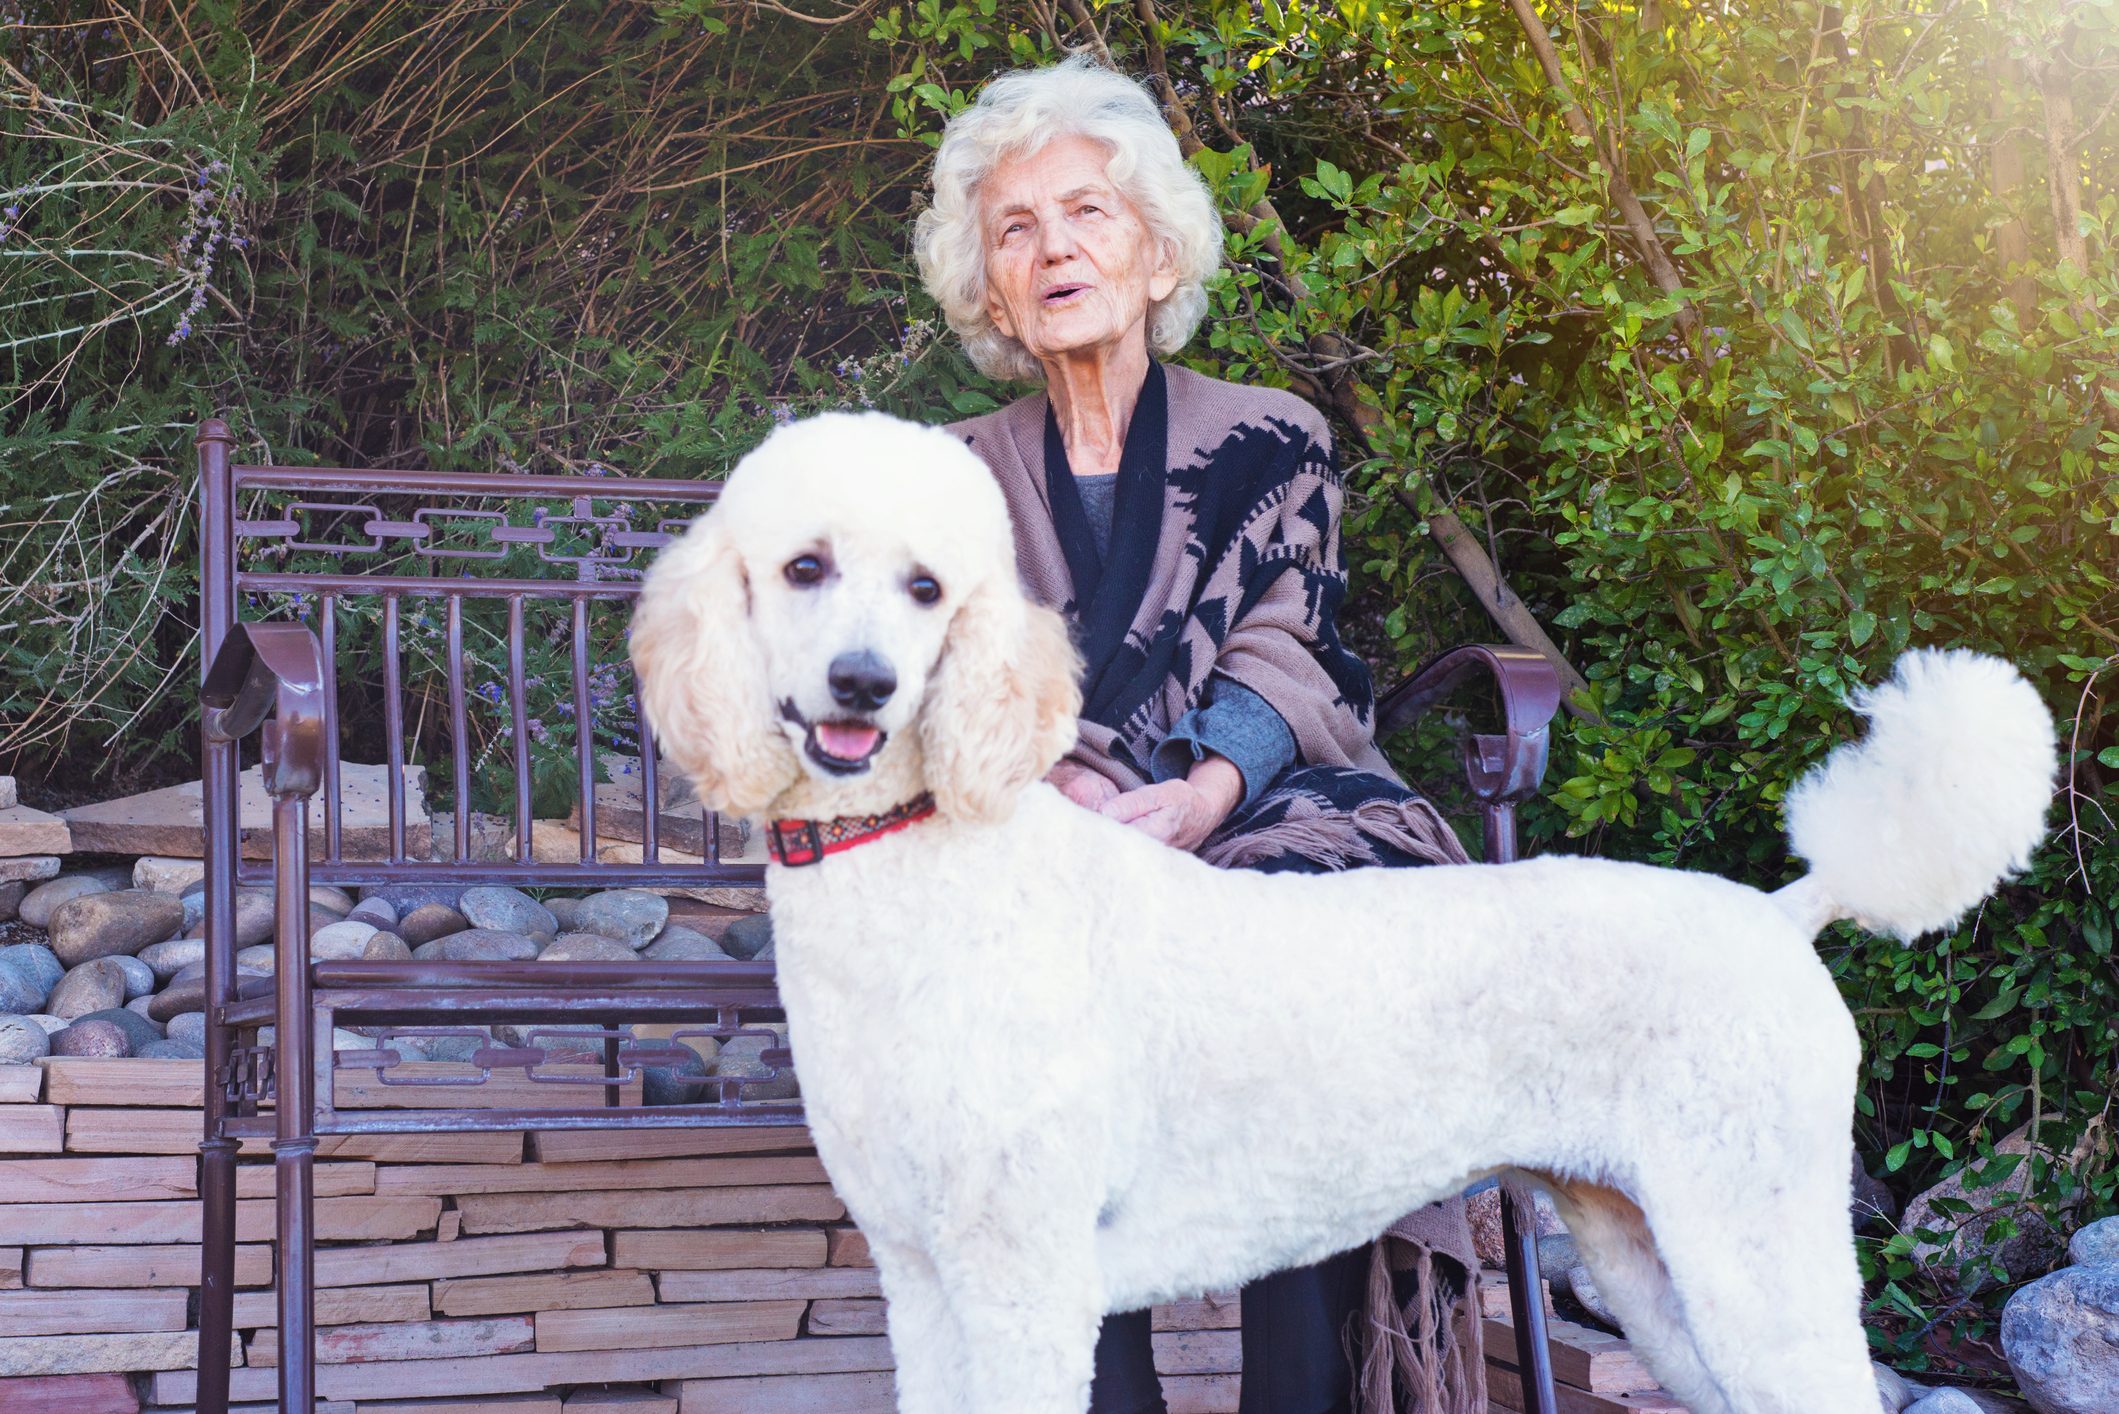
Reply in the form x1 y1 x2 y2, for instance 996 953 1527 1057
767 793 937 867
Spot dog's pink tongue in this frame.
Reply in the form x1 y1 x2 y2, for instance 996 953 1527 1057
817 722 881 760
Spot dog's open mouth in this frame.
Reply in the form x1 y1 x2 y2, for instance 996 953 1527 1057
782 703 886 775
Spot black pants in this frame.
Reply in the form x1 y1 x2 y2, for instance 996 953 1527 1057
1087 1245 1371 1414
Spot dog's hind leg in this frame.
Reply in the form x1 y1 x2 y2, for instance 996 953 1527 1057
1634 1175 1880 1414
1542 1178 1732 1414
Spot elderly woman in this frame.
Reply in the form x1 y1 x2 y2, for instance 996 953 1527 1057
915 58 1484 1414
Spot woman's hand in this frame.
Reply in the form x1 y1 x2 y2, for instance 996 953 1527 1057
1100 755 1244 852
1046 759 1121 811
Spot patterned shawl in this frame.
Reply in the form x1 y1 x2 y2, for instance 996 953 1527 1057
948 360 1485 1413
946 359 1469 873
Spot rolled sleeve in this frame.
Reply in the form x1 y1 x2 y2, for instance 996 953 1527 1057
1149 676 1296 810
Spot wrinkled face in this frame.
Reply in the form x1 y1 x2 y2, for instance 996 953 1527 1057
980 133 1178 366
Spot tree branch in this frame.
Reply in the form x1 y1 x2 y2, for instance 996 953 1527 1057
1500 0 1704 358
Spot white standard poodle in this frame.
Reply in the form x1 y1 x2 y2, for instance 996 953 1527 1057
629 411 2060 1414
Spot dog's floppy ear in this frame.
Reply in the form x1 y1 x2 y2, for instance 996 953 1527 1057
630 510 800 817
920 574 1082 824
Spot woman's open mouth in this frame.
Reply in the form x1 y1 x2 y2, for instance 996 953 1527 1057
1042 283 1090 305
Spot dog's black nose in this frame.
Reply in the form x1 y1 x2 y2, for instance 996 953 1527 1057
828 651 896 712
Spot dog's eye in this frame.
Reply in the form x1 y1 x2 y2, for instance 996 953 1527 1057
908 574 942 606
784 554 827 586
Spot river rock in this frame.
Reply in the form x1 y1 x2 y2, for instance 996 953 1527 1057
0 881 22 923
1853 1158 1898 1232
47 959 128 1020
75 1006 161 1053
410 929 541 963
0 962 48 1016
1873 1362 1925 1413
546 896 582 930
1904 1393 1987 1414
181 888 275 949
0 1016 49 1063
358 883 465 914
126 995 159 1023
714 1027 797 1100
140 1037 206 1060
1902 1123 2063 1291
0 944 62 995
458 887 557 937
2003 1263 2119 1413
538 932 640 964
22 1014 65 1034
423 1030 492 1063
106 954 155 1001
643 926 733 962
719 913 773 961
346 898 397 929
50 1017 130 1058
47 890 186 966
147 972 223 1021
138 937 206 981
311 885 355 916
643 1047 711 1106
2067 1216 2119 1271
235 945 277 974
133 857 206 893
361 931 413 961
20 873 116 928
572 890 667 949
165 1011 207 1047
398 903 469 945
310 920 379 961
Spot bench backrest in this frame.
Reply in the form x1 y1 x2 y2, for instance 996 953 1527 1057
196 422 755 893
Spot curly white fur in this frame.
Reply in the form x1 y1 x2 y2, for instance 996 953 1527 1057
633 413 2059 1414
1781 649 2058 940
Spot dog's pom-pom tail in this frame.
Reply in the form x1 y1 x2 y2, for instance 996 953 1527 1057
1782 648 2058 942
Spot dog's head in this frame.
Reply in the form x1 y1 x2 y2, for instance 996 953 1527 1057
630 411 1081 825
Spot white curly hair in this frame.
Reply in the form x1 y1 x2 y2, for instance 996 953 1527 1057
913 56 1224 383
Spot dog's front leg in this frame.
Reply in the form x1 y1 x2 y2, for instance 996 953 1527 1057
872 1241 970 1414
936 1241 1103 1414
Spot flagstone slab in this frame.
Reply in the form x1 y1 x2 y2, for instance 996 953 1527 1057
569 755 759 863
62 764 428 861
0 805 70 858
0 859 60 885
0 778 15 810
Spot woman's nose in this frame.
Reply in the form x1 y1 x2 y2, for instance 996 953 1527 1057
1036 218 1079 263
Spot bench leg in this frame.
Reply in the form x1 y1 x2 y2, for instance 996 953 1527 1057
1502 1182 1558 1414
196 1133 238 1414
271 788 319 1411
276 1134 318 1411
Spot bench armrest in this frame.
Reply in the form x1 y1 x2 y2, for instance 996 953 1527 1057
1375 643 1563 811
202 620 329 799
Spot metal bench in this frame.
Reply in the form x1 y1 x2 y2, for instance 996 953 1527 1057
190 416 1569 1413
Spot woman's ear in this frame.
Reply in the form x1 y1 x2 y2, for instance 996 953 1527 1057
630 512 801 818
919 575 1082 824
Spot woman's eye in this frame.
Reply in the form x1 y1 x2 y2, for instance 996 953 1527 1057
908 574 942 605
784 554 827 586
